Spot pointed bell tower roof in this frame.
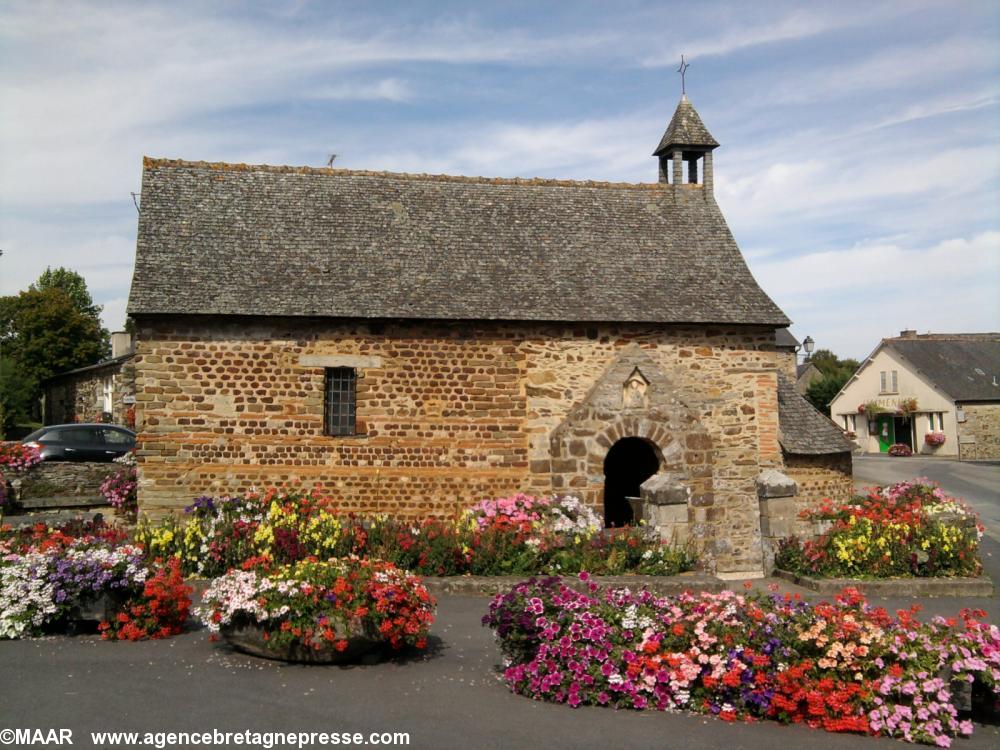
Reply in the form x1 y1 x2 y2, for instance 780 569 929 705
653 95 719 156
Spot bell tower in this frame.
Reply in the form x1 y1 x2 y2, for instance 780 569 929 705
653 95 719 194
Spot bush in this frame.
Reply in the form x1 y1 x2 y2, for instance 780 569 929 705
484 576 998 746
135 487 694 578
775 480 982 578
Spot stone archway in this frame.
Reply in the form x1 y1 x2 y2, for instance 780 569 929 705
547 345 715 523
603 436 661 526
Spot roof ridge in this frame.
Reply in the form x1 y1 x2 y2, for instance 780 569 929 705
142 156 682 192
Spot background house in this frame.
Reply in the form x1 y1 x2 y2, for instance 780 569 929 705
126 96 852 574
42 332 136 426
830 331 999 459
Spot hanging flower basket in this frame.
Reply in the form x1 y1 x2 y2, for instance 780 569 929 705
899 397 919 416
863 400 884 419
925 431 947 447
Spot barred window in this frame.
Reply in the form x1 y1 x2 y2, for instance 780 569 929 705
324 368 356 436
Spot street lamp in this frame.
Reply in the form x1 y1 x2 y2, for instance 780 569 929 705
802 336 815 361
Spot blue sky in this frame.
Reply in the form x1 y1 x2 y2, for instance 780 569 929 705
1 0 997 360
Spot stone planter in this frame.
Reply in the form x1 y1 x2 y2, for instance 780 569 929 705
221 617 382 664
70 590 132 622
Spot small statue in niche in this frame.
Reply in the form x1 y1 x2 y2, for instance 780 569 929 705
623 368 650 409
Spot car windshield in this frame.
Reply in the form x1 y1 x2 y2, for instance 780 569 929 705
22 428 46 442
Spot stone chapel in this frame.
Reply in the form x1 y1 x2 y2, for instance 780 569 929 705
126 94 852 575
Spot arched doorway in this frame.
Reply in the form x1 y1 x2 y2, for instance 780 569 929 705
603 437 660 526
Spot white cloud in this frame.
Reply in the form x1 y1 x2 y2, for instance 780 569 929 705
756 232 1000 358
0 2 614 207
308 78 413 102
643 9 847 64
766 36 999 104
100 297 129 332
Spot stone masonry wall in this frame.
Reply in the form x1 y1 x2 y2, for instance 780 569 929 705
958 403 1000 460
10 461 117 509
133 317 787 573
782 451 854 535
45 362 136 427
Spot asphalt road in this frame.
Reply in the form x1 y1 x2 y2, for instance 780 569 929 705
853 456 1000 540
2 595 998 750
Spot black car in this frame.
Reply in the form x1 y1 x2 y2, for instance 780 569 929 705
22 424 136 462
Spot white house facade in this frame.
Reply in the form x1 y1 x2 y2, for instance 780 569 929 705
830 332 999 460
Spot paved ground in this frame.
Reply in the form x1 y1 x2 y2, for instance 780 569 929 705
2 593 998 750
1 457 998 749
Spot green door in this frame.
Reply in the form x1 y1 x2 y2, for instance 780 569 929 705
877 415 895 453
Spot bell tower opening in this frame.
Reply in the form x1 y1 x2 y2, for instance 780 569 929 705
603 437 660 527
653 94 719 193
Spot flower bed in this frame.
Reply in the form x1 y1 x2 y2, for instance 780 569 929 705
100 452 137 516
0 520 190 640
484 576 1000 747
197 557 435 662
135 487 692 579
0 442 42 513
889 443 914 457
776 481 982 579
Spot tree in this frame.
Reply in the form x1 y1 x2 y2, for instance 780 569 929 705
807 348 860 380
0 270 109 431
30 267 104 321
804 349 861 416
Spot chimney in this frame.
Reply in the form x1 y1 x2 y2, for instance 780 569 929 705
111 331 135 358
899 329 917 338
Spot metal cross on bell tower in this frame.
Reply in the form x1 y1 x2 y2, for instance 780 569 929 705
677 54 689 96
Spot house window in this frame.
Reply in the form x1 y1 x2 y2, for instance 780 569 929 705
102 377 113 413
324 368 356 436
929 412 944 431
880 370 898 393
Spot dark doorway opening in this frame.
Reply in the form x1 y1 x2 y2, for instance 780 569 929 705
893 415 913 450
603 437 660 527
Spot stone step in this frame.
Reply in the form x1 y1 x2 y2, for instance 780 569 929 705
18 495 110 510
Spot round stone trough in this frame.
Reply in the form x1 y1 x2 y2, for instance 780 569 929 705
221 619 383 664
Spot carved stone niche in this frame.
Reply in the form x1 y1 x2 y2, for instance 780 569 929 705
629 473 691 547
622 368 650 410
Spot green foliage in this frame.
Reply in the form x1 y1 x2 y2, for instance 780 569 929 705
0 359 36 438
803 349 861 415
0 269 109 427
807 349 860 379
30 267 104 322
806 373 851 415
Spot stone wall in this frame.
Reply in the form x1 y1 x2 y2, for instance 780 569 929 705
133 316 790 573
782 451 854 532
45 360 136 427
958 403 1000 460
9 461 117 509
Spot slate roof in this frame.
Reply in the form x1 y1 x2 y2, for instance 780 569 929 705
41 353 133 383
796 362 819 379
885 335 1000 402
653 96 719 155
127 158 788 326
777 373 852 455
775 328 799 349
